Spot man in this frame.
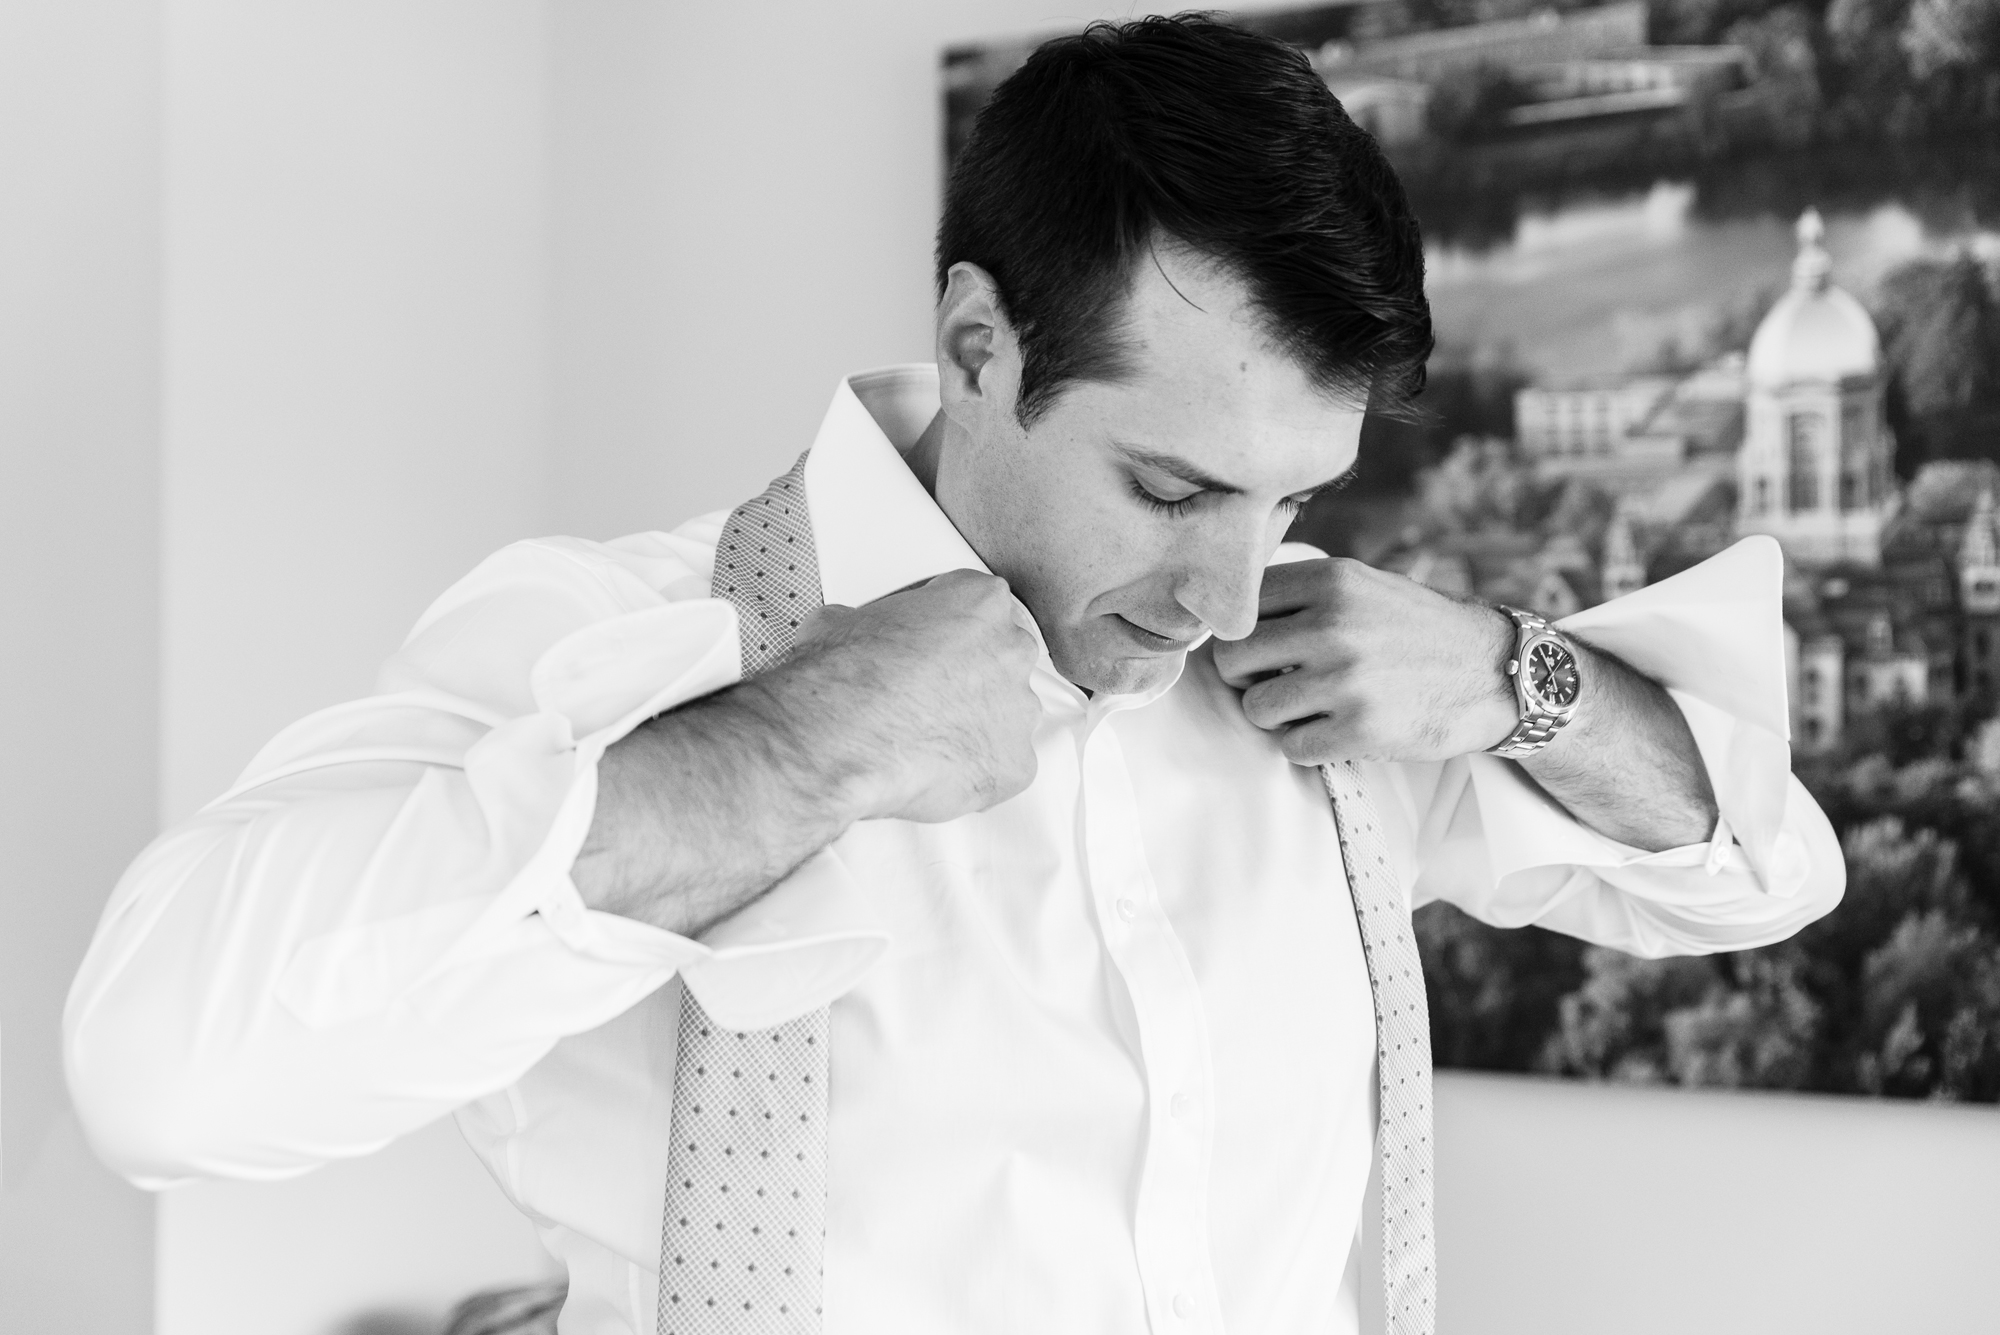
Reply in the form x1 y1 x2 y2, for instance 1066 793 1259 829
67 16 1840 1335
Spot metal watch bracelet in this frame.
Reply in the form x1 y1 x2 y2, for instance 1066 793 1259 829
1486 605 1577 760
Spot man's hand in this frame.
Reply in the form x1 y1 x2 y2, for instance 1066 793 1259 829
757 569 1043 823
1212 558 1516 765
574 569 1041 935
1212 556 1718 852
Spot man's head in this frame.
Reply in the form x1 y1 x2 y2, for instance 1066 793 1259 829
924 13 1433 696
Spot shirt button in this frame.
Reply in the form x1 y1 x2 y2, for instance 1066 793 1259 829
1170 1091 1193 1120
1116 897 1137 921
1173 1293 1195 1319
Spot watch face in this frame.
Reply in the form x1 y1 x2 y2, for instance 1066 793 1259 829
1528 639 1580 708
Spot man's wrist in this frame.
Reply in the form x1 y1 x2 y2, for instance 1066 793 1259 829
732 659 894 827
1467 601 1523 752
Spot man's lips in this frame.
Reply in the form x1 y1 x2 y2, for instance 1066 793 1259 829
1114 614 1204 652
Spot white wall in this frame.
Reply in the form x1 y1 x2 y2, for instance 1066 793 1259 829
545 0 1104 540
1435 1073 2000 1334
156 4 560 1331
161 0 553 819
0 0 161 1327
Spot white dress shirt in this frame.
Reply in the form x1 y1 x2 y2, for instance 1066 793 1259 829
67 365 1842 1335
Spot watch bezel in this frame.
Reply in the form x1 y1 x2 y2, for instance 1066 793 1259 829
1516 629 1582 717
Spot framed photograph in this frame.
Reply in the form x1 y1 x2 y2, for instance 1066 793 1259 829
945 2 2000 1101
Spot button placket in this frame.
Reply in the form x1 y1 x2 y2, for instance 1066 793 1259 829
1076 715 1226 1333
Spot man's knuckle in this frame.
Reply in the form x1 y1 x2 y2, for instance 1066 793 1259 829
1279 727 1320 765
1241 686 1280 729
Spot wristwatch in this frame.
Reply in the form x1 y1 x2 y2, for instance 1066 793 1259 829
1487 605 1583 759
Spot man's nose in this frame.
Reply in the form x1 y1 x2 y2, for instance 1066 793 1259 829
1174 530 1266 643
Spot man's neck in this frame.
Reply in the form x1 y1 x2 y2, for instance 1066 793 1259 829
905 407 948 499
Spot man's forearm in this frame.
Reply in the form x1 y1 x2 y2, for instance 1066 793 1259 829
572 677 867 937
572 573 1044 937
1517 636 1718 853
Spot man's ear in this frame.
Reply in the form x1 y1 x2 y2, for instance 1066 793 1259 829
934 262 1016 415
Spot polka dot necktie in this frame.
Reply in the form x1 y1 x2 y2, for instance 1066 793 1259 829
660 454 829 1335
1322 760 1437 1335
657 454 1436 1334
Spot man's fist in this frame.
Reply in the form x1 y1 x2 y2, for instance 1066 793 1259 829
1211 557 1518 766
756 569 1043 823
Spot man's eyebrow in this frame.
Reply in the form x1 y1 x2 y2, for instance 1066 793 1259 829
1297 466 1359 499
1113 443 1246 495
1115 441 1357 498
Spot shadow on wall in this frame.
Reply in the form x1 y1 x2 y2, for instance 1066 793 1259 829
441 1282 567 1335
332 1313 436 1335
330 1280 565 1335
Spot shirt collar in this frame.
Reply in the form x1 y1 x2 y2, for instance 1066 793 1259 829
803 364 988 608
800 364 1182 712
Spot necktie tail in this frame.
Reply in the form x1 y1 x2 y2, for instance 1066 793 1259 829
1323 760 1438 1335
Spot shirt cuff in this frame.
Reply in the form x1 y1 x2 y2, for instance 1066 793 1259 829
533 847 890 1033
1471 535 1805 899
276 598 890 1030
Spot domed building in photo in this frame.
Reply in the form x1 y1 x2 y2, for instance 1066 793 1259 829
1735 209 1898 567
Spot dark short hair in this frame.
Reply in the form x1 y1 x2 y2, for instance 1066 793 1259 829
937 12 1433 427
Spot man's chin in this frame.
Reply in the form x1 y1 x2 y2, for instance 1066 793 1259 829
1054 646 1187 698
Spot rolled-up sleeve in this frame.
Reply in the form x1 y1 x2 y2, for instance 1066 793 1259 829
63 529 887 1187
1384 535 1844 959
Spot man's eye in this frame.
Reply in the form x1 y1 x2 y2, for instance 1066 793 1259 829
1280 473 1354 519
1279 472 1354 520
1130 479 1200 517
